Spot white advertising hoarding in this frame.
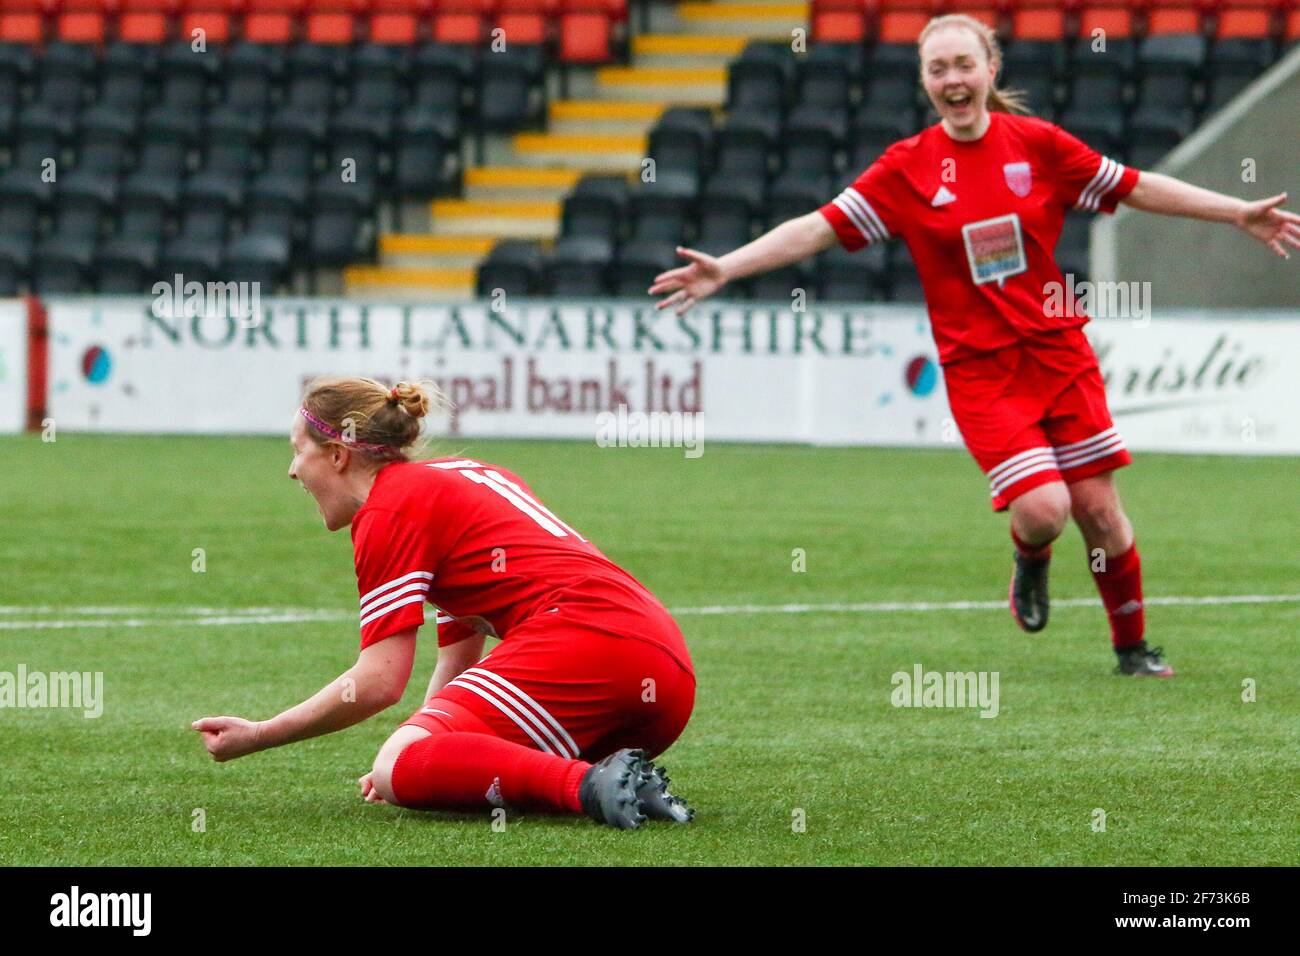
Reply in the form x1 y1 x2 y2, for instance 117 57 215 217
0 301 27 434
42 297 1300 455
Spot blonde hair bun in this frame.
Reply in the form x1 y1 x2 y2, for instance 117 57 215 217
301 376 444 462
391 381 432 420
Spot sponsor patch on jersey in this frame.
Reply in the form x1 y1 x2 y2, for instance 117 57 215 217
961 213 1027 287
1003 161 1032 198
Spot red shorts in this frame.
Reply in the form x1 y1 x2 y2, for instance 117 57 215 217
401 604 695 763
943 328 1132 511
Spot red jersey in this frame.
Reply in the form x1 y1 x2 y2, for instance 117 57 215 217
351 458 677 652
819 112 1139 364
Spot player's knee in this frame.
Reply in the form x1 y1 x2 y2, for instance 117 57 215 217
1072 494 1124 539
371 736 415 805
1014 484 1070 539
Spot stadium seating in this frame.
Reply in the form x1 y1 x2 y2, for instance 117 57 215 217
0 1 1290 301
0 0 631 294
482 1 1288 303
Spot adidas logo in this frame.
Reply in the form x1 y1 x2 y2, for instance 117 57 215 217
931 186 957 207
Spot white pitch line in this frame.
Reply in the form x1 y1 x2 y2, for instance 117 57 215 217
0 594 1296 631
0 613 350 630
0 606 324 616
670 594 1300 615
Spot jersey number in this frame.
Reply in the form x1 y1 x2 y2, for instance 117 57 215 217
454 465 585 540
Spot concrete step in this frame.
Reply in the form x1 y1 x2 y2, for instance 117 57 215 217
594 65 727 104
344 265 476 300
548 99 667 135
631 33 750 68
378 234 497 270
674 2 808 38
429 198 560 239
511 132 647 171
463 166 584 201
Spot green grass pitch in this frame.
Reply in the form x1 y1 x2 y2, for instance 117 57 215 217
0 434 1296 865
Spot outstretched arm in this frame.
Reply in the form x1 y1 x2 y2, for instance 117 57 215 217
1122 172 1300 259
649 212 839 315
193 628 418 762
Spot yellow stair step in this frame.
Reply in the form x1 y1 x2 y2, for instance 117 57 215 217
549 100 667 122
345 266 476 289
596 66 728 86
633 35 750 57
379 235 496 256
430 199 561 219
678 2 809 20
464 167 584 190
513 132 648 154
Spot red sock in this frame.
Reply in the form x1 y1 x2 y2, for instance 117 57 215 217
1012 527 1052 560
390 732 590 813
1091 542 1145 649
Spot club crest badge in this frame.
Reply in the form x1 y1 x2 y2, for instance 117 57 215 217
1003 161 1032 198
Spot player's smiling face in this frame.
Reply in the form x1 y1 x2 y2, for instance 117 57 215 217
289 414 359 532
920 26 997 138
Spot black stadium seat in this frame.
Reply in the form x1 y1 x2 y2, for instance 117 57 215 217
33 234 96 294
750 261 811 302
797 43 858 112
562 174 630 244
117 177 178 239
477 240 547 298
97 237 161 293
247 174 310 246
0 174 46 239
766 172 830 229
648 107 714 188
783 105 845 178
817 242 885 303
629 172 696 244
727 55 793 114
715 108 780 180
309 178 375 267
160 236 223 286
697 172 763 249
850 110 915 169
550 237 613 297
612 239 679 298
393 111 461 199
226 233 292 289
479 46 546 131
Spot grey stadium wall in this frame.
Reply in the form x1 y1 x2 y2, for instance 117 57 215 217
1092 44 1300 309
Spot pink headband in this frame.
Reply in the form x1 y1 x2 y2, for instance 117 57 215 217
298 407 398 457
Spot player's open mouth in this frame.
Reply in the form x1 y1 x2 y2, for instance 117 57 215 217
945 92 972 108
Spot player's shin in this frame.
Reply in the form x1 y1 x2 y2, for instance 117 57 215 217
1090 542 1146 649
390 732 590 815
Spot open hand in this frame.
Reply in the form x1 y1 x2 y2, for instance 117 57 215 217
648 247 727 315
1237 192 1300 259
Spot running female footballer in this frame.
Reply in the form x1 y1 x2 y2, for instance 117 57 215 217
650 14 1300 676
193 377 695 829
